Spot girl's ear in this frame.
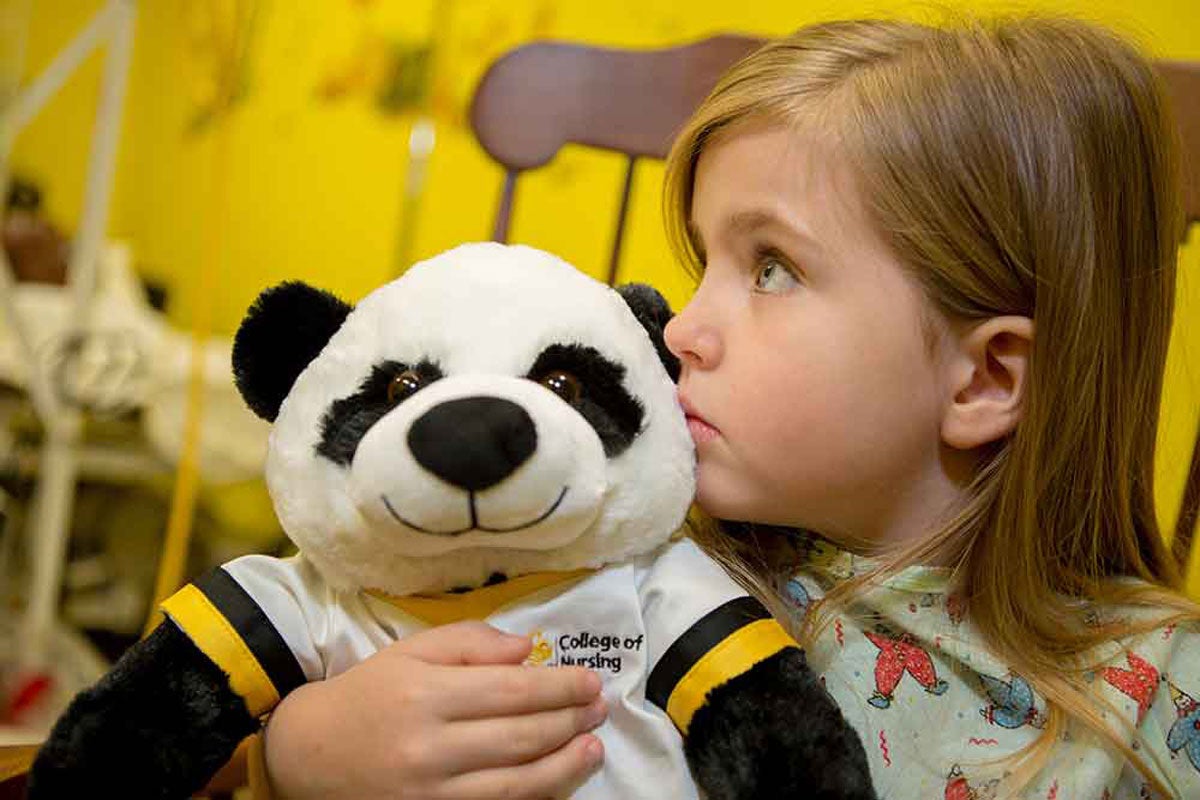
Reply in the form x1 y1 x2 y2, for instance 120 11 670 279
940 316 1033 450
232 282 353 421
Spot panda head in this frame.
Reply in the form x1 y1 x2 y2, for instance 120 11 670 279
232 243 695 596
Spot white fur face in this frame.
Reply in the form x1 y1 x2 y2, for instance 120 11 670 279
265 243 695 595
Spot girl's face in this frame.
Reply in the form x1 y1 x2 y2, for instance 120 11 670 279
664 122 963 548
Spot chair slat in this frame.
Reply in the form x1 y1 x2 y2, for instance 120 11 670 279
470 35 763 283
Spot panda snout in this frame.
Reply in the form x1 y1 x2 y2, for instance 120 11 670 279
407 396 537 492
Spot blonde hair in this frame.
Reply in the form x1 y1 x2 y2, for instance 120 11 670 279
667 16 1200 795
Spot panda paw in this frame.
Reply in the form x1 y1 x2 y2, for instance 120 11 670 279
684 648 878 800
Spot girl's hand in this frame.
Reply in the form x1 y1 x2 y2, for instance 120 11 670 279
263 621 607 799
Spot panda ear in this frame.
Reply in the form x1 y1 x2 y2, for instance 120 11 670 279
616 283 680 382
233 281 353 421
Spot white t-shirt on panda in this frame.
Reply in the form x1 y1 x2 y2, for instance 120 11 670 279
161 537 795 799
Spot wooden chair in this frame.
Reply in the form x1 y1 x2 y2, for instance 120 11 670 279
1159 60 1200 573
469 35 762 285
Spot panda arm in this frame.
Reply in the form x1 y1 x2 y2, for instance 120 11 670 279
640 541 877 800
30 560 314 800
682 646 878 800
29 620 259 800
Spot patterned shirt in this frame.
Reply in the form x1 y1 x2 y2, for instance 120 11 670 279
781 534 1200 799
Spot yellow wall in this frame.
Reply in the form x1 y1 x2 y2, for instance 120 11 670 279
10 0 1200 591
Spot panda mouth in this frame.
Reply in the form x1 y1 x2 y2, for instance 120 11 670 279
380 486 569 535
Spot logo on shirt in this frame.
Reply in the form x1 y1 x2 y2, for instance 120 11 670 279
521 628 646 674
526 630 555 666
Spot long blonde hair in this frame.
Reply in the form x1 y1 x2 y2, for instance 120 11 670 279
667 16 1200 795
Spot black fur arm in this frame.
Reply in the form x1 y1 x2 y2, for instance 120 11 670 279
29 621 259 800
685 648 878 800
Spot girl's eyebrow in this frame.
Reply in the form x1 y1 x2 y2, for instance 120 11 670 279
727 209 822 253
687 209 822 260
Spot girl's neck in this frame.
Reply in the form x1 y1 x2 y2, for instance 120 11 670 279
815 445 977 566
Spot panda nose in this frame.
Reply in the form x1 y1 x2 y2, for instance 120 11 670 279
407 396 537 492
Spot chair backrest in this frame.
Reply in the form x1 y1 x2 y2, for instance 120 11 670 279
1159 60 1200 570
1161 61 1200 229
469 35 762 285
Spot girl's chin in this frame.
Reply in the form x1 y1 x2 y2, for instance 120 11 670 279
694 484 803 530
693 485 753 523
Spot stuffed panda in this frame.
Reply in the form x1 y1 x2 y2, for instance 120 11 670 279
30 243 876 800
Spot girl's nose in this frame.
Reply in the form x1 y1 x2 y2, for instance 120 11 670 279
664 302 723 369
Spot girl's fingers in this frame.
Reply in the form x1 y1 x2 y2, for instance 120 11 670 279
440 698 607 773
435 733 604 800
435 664 603 721
393 620 533 666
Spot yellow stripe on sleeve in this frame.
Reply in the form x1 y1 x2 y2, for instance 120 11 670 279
161 584 280 718
665 618 795 733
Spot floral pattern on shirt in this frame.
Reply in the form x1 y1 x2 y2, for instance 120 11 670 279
776 532 1200 799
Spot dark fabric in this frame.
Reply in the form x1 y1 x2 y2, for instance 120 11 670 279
685 648 879 800
29 622 258 800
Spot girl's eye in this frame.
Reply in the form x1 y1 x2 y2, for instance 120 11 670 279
387 369 424 404
538 370 582 403
752 252 800 293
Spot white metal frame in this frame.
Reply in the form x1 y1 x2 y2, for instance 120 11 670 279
0 0 137 668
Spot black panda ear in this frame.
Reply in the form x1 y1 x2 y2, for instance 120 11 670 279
232 281 353 421
616 283 680 382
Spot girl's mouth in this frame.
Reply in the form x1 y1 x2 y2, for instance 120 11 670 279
685 415 720 444
678 393 720 443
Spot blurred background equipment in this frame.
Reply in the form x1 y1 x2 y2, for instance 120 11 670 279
0 0 279 762
0 1 139 741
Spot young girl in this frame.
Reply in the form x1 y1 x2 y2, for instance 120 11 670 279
261 16 1200 799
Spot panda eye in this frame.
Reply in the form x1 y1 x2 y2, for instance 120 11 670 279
387 369 424 404
538 370 582 404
